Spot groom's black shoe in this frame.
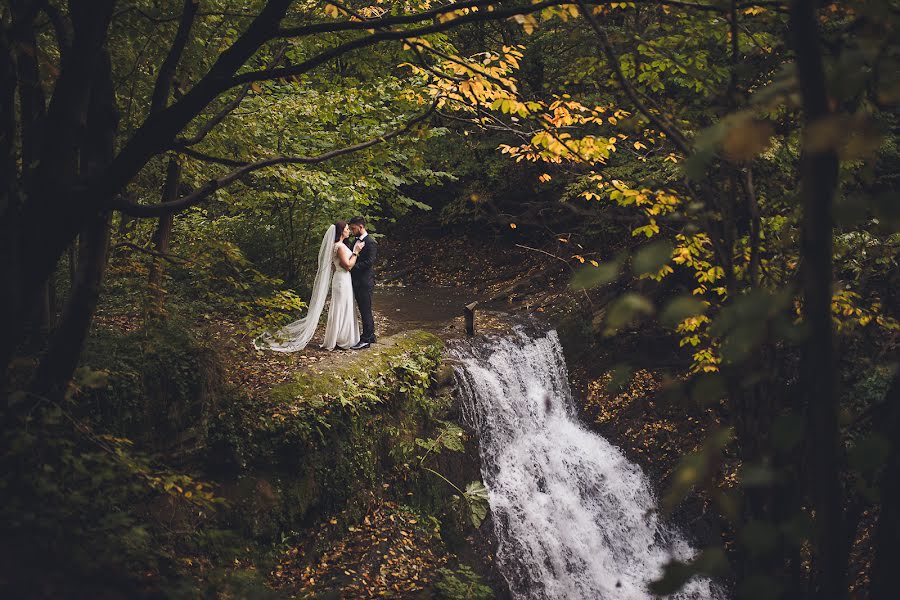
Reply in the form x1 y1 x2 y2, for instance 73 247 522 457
350 341 370 350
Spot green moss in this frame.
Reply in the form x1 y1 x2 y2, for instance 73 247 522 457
435 565 494 600
209 331 468 541
268 330 443 404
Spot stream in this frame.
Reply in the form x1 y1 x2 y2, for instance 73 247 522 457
373 284 481 337
452 327 724 600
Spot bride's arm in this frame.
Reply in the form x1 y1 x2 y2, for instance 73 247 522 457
336 243 359 271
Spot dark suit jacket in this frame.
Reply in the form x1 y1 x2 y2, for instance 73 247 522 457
347 235 378 288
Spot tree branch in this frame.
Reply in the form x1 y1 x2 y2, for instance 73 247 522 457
173 44 287 148
234 0 568 86
177 146 246 167
109 100 438 218
111 241 188 264
94 0 293 202
149 0 199 114
276 0 497 38
574 0 693 155
275 0 784 40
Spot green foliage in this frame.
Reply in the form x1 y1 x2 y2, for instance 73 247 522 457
434 564 494 600
9 0 898 596
79 317 223 443
0 398 224 597
413 417 489 530
460 481 490 529
416 420 466 456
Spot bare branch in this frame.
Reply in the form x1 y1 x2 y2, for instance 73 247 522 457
109 100 438 218
94 0 293 200
276 0 497 38
113 5 262 24
111 241 188 263
275 0 784 40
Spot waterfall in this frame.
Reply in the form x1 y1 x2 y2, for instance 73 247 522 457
452 328 723 600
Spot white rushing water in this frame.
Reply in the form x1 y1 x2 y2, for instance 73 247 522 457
452 328 722 600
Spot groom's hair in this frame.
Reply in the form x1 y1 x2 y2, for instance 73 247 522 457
349 216 366 227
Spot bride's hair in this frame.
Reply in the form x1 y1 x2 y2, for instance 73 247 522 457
334 220 348 242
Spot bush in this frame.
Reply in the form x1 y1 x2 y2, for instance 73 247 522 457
79 317 224 450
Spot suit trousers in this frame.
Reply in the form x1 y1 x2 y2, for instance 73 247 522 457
353 282 375 343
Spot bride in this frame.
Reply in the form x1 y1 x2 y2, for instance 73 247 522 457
256 221 364 352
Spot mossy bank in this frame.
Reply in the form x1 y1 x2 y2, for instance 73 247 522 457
205 329 502 597
5 320 502 599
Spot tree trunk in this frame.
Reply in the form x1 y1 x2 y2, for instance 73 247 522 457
870 369 900 600
31 213 111 398
10 0 53 337
147 157 182 316
29 47 118 399
11 0 46 189
0 25 22 390
1 1 115 383
789 1 844 598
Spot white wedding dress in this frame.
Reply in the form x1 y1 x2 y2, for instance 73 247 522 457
322 243 360 350
255 225 360 352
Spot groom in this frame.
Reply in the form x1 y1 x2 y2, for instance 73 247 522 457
347 216 377 349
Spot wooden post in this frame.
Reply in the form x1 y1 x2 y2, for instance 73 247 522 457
464 301 477 336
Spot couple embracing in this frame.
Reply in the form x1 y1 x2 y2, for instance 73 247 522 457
257 216 378 353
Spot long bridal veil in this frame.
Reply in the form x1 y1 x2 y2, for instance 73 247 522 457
254 224 336 352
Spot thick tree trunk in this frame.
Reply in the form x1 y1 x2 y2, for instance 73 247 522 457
30 47 117 399
789 1 844 598
3 1 293 377
0 26 22 390
1 2 115 384
31 213 111 398
870 369 900 600
147 157 183 316
11 0 46 187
